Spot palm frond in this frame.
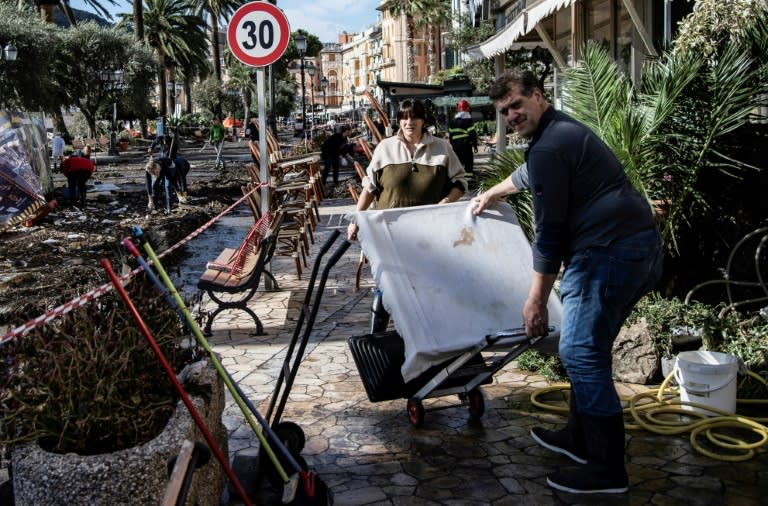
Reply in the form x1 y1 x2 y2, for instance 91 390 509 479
481 149 535 242
560 41 631 140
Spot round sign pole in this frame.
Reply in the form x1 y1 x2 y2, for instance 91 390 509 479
226 2 290 220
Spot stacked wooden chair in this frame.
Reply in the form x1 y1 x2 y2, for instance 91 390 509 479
241 181 310 279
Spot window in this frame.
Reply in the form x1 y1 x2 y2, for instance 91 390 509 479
586 0 612 51
554 7 573 67
585 0 633 74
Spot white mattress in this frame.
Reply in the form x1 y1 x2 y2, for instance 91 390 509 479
352 201 563 382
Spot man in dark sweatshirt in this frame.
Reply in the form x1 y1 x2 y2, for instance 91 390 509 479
472 69 663 495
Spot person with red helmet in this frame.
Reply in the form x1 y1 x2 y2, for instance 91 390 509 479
60 150 95 208
448 99 478 182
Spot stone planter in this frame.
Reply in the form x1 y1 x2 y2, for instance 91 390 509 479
11 359 227 505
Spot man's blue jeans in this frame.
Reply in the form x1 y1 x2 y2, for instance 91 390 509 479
558 227 663 417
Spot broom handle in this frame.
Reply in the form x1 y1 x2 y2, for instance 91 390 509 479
100 258 253 506
123 237 300 478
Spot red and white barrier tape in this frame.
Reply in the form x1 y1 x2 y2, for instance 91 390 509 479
0 183 267 345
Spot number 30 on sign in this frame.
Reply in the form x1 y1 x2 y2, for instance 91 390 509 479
227 2 290 68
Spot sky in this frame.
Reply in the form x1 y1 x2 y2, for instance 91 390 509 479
67 0 382 43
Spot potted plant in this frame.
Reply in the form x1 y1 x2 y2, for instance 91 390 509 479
117 131 131 151
0 274 226 504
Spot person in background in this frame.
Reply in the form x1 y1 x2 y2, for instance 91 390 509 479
148 135 167 157
448 99 478 180
244 117 260 164
61 150 95 208
471 69 662 495
209 117 225 169
347 99 467 333
51 132 65 171
145 156 187 213
148 128 180 159
320 125 352 187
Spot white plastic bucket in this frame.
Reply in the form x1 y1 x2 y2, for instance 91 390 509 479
674 351 739 416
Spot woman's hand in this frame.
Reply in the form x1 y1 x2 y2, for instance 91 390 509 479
347 222 359 241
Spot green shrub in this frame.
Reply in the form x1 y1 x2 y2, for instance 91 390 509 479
515 350 567 382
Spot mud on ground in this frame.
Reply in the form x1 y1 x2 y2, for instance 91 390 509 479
0 160 251 330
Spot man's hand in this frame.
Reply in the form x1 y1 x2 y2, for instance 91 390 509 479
523 298 549 338
471 192 497 215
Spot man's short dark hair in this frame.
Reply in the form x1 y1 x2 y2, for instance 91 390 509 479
340 125 352 133
488 69 541 101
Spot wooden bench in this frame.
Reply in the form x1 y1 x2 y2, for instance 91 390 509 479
197 211 283 336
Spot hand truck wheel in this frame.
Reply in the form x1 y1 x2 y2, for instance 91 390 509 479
467 389 485 420
274 420 306 453
406 398 425 427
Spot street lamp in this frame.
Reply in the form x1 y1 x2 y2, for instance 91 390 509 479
320 76 328 116
307 63 315 131
2 43 18 62
350 84 356 123
295 33 307 141
0 43 18 104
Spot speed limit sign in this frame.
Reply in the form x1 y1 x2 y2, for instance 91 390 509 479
227 2 290 67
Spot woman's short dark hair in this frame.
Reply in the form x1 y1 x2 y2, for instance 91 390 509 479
396 99 427 121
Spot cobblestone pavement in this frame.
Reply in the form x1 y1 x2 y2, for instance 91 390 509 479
195 195 768 506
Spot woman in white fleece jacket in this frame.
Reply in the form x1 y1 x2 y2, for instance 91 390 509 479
347 99 467 332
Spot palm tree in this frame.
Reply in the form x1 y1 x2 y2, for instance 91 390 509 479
224 50 258 122
25 0 117 25
133 0 144 42
190 0 240 83
177 53 212 115
384 0 418 82
140 0 208 118
412 0 451 80
560 39 765 252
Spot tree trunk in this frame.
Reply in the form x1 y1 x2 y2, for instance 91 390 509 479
133 0 144 42
427 24 440 81
406 15 415 83
84 112 97 140
211 15 222 83
52 108 70 142
39 5 53 23
184 80 192 114
157 60 168 119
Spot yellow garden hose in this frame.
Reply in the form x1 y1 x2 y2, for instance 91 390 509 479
530 370 768 462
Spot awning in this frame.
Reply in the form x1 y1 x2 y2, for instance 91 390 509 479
466 15 526 61
465 0 575 62
526 0 574 30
